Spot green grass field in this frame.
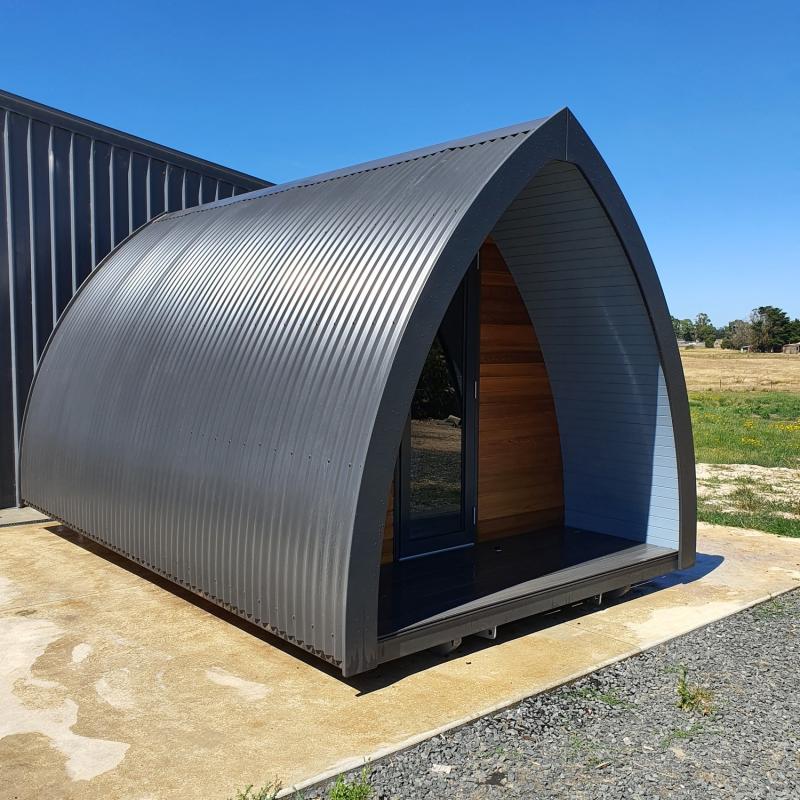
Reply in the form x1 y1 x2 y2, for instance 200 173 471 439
690 391 800 536
696 508 799 537
690 392 800 468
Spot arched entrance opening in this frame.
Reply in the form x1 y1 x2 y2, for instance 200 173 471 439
377 160 682 642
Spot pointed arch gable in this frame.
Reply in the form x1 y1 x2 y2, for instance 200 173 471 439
347 114 693 675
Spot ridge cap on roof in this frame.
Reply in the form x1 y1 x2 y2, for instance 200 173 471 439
160 111 562 221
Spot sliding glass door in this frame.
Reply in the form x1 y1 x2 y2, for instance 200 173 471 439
396 263 478 559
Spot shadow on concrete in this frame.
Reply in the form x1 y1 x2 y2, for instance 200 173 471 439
42 523 345 681
641 551 725 590
42 523 723 694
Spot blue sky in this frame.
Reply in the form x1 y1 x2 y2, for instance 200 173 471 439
2 1 798 324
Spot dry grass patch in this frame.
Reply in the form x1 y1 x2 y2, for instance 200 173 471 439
696 464 800 537
680 348 800 393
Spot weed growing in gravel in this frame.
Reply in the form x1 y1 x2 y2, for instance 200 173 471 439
566 686 631 707
568 733 593 757
567 734 610 769
228 783 281 800
660 722 704 749
675 667 714 715
753 598 789 619
328 769 372 800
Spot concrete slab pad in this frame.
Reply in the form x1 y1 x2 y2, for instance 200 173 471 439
0 506 49 527
1 521 799 799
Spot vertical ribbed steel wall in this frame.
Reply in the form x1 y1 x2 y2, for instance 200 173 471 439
0 90 270 505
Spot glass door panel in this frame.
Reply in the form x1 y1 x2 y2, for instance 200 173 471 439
409 334 464 523
397 265 477 559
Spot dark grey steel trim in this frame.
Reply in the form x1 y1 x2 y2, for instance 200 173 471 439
348 112 695 674
347 113 571 674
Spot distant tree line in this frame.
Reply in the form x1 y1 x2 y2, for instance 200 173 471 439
671 306 800 352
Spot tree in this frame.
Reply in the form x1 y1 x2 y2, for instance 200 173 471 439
673 309 798 349
411 339 459 420
749 306 794 352
721 319 753 350
672 318 696 341
694 312 716 348
671 316 695 340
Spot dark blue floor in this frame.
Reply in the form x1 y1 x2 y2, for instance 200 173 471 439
378 527 640 636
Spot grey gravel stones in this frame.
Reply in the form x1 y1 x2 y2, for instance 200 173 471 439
308 590 800 799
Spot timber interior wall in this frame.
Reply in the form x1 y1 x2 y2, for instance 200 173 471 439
476 240 563 540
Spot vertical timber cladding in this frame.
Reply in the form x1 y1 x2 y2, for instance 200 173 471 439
477 240 564 540
0 91 269 507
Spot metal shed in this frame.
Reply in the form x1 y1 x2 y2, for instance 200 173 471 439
20 109 696 676
0 90 270 506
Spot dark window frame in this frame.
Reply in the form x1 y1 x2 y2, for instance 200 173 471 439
395 258 480 560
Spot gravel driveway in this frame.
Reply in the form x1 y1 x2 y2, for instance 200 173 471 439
312 589 800 800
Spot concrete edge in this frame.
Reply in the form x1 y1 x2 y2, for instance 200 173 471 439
278 584 798 797
0 517 51 529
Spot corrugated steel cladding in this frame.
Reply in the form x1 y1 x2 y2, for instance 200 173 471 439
0 90 270 506
21 109 695 675
22 133 527 666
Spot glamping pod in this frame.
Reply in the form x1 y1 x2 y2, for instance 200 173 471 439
20 110 696 676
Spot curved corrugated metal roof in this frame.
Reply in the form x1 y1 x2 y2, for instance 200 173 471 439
20 109 694 675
